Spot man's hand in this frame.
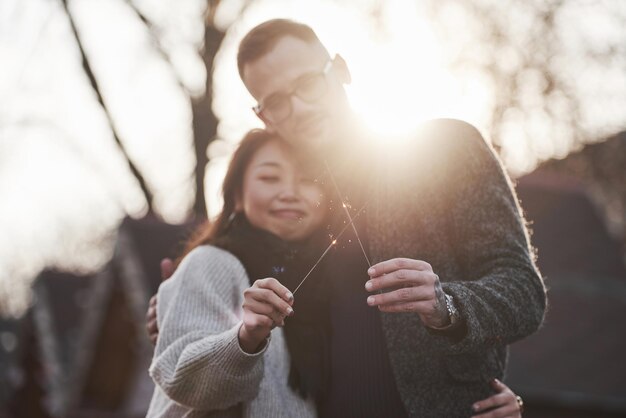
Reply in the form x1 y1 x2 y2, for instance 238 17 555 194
238 278 294 354
365 258 449 328
146 258 175 346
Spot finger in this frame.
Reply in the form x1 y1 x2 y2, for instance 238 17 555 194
488 379 520 413
146 305 156 322
368 258 432 278
254 278 294 307
146 317 157 332
472 393 509 413
366 286 432 307
246 287 294 317
247 286 294 316
146 298 157 321
146 319 158 345
491 378 508 392
376 301 432 313
365 270 433 292
255 278 294 302
261 310 286 327
160 258 175 280
243 298 287 324
472 402 519 418
243 306 286 330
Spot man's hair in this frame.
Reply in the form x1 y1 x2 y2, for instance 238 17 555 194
237 19 322 79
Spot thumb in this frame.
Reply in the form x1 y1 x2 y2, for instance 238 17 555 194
160 258 175 281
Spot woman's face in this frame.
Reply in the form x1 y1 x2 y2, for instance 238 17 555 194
238 140 327 242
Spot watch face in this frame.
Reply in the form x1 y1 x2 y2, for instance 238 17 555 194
446 294 459 324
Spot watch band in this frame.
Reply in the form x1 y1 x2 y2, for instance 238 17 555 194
445 293 459 325
428 293 459 330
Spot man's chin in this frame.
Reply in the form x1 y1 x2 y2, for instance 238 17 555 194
294 127 336 157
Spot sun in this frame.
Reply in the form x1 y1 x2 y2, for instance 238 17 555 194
208 0 489 216
343 2 467 139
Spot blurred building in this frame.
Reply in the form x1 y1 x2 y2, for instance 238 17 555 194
0 217 198 418
507 170 626 418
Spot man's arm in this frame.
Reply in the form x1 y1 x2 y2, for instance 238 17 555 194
366 120 547 354
432 121 546 353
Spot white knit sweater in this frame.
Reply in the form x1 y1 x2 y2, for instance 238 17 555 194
146 245 317 418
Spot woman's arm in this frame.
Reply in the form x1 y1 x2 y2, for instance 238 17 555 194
472 379 524 418
149 246 267 411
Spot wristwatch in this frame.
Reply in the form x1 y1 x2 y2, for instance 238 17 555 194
429 292 460 330
444 293 460 326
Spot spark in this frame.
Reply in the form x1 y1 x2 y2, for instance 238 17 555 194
292 202 368 295
324 160 372 267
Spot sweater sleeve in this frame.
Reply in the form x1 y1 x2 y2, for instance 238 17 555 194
149 246 268 411
428 120 547 355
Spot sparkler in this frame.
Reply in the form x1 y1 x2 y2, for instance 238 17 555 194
323 159 372 267
292 202 368 295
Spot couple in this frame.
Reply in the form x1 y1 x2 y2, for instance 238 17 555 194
146 19 546 418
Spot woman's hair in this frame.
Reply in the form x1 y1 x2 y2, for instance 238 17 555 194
176 129 282 266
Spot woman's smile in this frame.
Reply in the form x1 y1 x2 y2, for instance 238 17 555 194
270 208 306 220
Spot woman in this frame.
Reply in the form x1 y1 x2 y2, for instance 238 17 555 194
147 129 327 417
146 129 524 418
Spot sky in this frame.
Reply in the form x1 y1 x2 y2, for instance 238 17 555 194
1 0 625 316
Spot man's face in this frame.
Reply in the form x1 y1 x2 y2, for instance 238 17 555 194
242 36 350 154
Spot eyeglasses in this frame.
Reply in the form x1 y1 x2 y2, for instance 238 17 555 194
253 59 334 124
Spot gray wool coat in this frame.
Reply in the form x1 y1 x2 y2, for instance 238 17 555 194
352 119 547 418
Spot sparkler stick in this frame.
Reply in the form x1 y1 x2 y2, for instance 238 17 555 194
323 160 372 267
292 239 336 295
292 202 368 295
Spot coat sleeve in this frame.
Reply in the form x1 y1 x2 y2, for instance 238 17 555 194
148 246 268 411
428 120 547 355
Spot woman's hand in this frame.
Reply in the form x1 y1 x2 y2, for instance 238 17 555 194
238 277 294 353
472 379 524 418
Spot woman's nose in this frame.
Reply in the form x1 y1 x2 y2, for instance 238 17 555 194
278 180 300 201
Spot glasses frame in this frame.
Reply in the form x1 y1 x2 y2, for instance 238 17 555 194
252 58 334 124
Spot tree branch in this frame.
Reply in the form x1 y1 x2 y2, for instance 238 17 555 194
60 0 153 212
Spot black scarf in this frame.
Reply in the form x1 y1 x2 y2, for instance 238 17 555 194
213 215 331 404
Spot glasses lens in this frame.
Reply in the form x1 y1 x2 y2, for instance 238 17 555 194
295 74 327 103
258 69 329 123
263 94 291 123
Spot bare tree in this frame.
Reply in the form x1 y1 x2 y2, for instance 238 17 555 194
426 0 626 173
60 0 154 211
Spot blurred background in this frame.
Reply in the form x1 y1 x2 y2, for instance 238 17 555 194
1 0 625 417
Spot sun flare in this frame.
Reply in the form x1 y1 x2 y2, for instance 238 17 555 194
208 0 482 216
345 3 458 138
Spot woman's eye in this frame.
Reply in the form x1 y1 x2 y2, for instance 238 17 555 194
259 176 280 182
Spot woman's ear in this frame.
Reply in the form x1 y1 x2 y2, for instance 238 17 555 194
334 54 351 85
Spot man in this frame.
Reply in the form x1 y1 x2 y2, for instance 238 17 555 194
148 19 545 417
